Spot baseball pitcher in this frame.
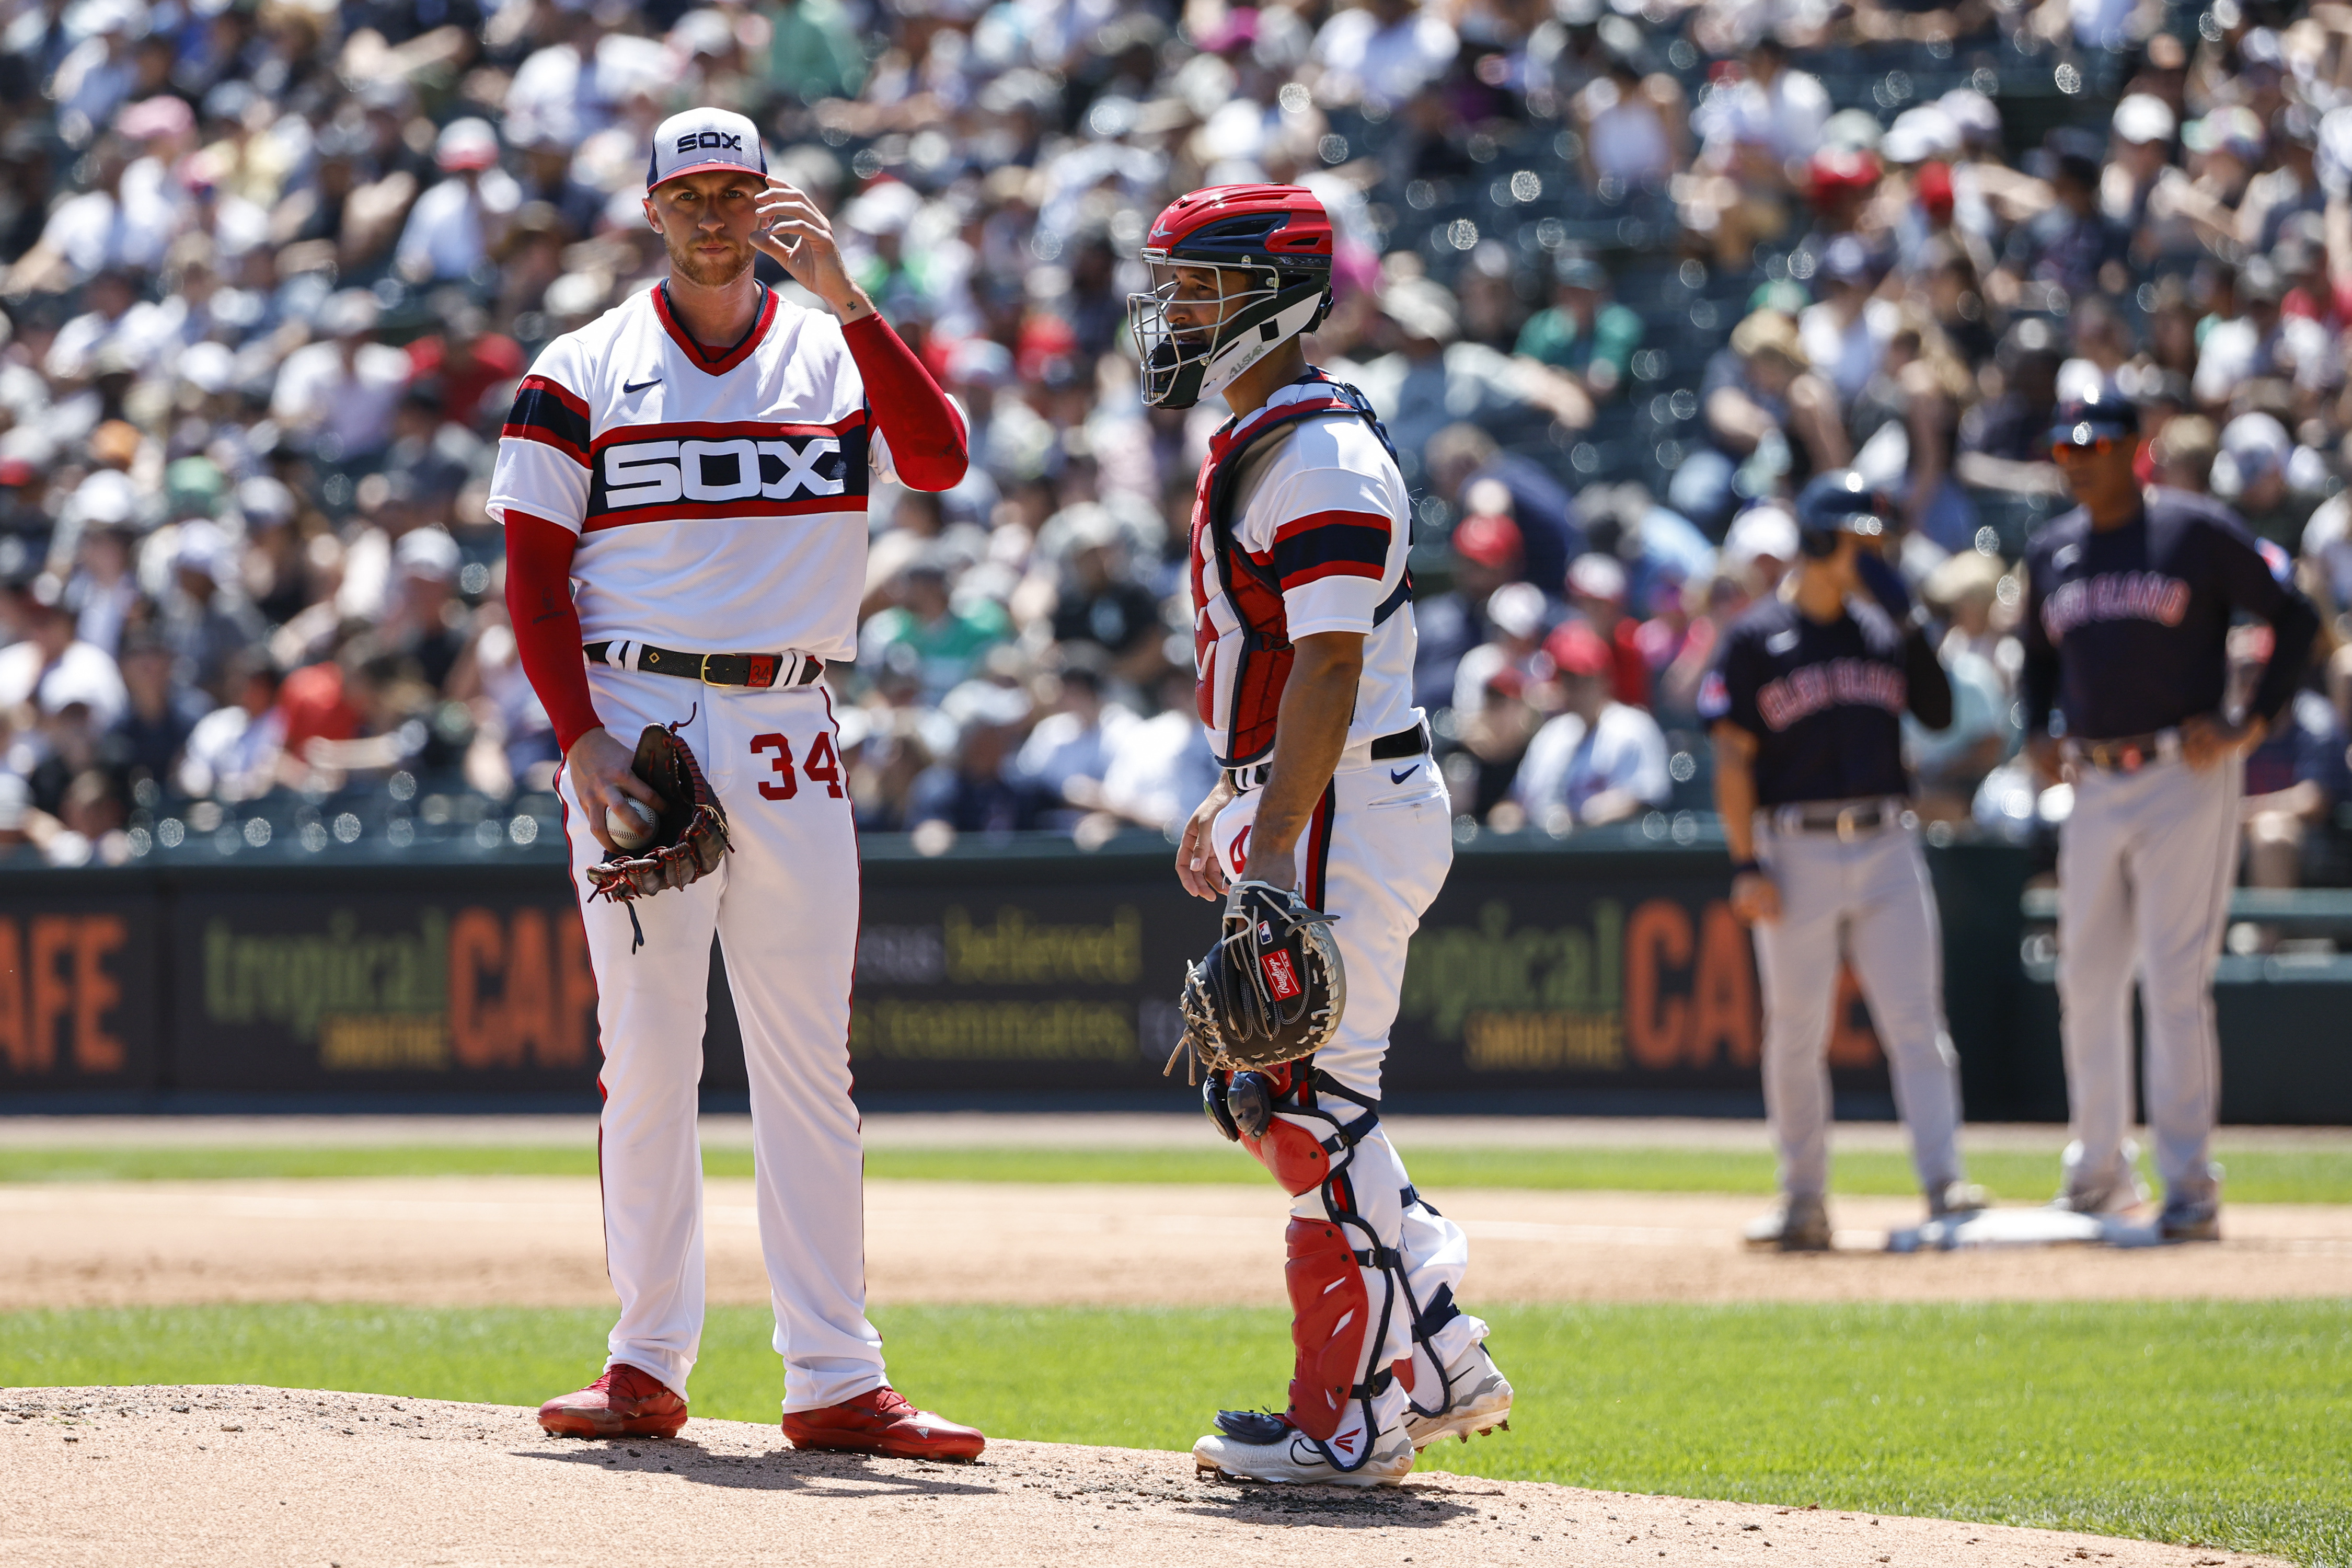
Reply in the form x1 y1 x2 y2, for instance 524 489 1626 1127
487 108 984 1457
1140 184 1512 1488
2022 384 2320 1240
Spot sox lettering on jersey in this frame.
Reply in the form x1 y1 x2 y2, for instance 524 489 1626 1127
585 419 870 525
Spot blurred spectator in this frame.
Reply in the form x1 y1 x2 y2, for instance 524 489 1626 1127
0 592 126 729
1955 318 2069 504
2236 626 2352 898
1677 309 1847 535
2216 412 2316 550
909 682 1042 838
1452 582 1552 717
268 290 412 467
2152 413 2220 492
1014 663 1135 825
1907 552 2015 820
104 629 209 794
157 520 266 699
861 562 1010 702
1515 250 1643 405
1505 622 1669 832
1414 508 1525 711
1098 666 1220 837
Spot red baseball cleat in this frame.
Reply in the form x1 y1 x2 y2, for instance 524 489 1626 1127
538 1363 688 1439
781 1386 985 1461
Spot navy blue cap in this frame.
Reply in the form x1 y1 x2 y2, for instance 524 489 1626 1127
2049 382 2139 445
1794 469 1888 550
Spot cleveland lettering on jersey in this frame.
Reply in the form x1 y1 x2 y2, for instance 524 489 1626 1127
2021 489 2314 741
2037 570 2191 641
1704 596 1925 804
1755 657 1907 732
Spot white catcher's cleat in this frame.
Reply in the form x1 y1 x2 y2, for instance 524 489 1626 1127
1402 1342 1514 1450
1192 1411 1413 1488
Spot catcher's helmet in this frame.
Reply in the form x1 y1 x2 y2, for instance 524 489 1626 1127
1792 469 1888 559
1129 183 1334 410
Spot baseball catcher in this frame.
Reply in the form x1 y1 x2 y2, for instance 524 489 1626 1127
1144 183 1512 1489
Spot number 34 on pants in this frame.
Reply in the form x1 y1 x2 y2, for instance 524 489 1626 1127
748 731 844 801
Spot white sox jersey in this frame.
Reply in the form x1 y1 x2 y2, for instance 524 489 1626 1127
487 282 889 657
1190 374 1421 766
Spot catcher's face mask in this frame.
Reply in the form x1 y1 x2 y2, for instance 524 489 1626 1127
1129 261 1329 410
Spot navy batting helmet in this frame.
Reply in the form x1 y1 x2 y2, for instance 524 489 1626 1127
1792 469 1888 559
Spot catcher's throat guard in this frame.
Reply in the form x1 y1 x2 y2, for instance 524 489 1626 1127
1165 879 1344 1081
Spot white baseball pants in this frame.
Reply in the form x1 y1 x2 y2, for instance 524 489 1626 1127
1752 813 1967 1201
2056 756 2236 1204
1213 756 1489 1433
559 665 883 1413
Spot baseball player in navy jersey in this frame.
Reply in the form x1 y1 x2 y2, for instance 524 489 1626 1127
486 108 985 1456
1703 471 1984 1251
1138 184 1511 1487
2022 384 2320 1241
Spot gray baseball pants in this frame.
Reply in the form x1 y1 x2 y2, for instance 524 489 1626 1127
2056 755 2236 1206
1753 811 1966 1200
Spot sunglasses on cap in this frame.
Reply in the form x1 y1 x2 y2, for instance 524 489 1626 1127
2051 432 2126 458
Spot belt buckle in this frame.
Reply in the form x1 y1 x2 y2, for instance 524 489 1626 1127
1836 805 1862 843
697 653 723 687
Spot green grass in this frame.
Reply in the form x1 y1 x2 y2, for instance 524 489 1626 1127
5 1142 2350 1204
3 1300 2345 1565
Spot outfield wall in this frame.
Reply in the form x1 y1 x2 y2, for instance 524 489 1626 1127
0 839 2344 1121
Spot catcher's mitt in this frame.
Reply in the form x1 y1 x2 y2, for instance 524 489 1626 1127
1163 879 1344 1082
582 721 730 906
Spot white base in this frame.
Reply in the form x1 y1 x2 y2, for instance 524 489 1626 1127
1884 1207 2168 1253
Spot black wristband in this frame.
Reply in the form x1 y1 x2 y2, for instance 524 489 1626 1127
1730 859 1762 879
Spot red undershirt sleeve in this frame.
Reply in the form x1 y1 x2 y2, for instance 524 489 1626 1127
842 314 969 492
502 510 602 756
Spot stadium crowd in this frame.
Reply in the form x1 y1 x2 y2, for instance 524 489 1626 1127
0 0 2349 875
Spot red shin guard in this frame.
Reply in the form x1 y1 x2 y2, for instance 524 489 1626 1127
1284 1216 1369 1442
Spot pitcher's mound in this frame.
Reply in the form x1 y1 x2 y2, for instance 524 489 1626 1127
3 1386 2281 1567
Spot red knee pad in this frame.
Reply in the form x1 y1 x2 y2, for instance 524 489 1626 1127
1243 1120 1330 1195
1283 1217 1368 1442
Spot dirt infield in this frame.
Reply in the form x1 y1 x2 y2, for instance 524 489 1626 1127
0 1386 2289 1568
6 1177 2350 1311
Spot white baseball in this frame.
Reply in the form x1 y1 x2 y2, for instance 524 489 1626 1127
607 797 659 851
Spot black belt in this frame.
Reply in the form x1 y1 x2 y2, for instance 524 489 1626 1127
584 641 823 688
1777 799 1900 839
1224 721 1428 793
2070 730 2177 772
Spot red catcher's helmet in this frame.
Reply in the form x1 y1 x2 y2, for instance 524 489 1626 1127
1131 183 1334 409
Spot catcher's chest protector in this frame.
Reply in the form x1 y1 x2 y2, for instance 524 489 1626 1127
1187 375 1408 768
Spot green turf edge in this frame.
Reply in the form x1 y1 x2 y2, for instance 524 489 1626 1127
4 1143 2350 1205
3 1300 2345 1566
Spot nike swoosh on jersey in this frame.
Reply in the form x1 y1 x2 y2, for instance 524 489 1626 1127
622 377 662 394
1389 764 1418 784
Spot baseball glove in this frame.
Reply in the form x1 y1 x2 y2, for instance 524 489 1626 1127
1163 880 1345 1082
582 721 731 905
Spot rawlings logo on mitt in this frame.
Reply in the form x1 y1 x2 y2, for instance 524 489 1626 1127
583 722 731 905
1163 880 1345 1082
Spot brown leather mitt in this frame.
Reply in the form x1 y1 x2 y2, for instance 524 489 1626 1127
583 722 730 903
